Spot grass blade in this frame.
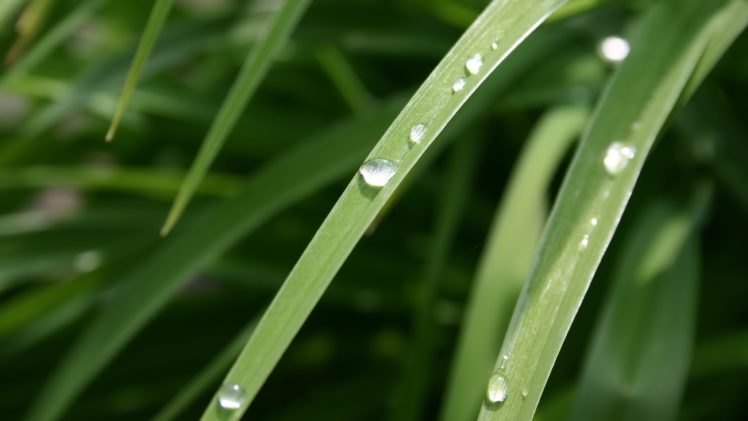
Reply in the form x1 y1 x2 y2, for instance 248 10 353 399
440 105 588 421
105 0 174 142
572 188 708 421
199 1 568 419
0 0 27 27
4 0 55 65
477 1 736 420
160 0 312 235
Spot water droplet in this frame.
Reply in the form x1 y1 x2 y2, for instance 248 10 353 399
491 40 499 50
598 36 630 64
486 373 509 404
359 159 398 187
217 384 246 411
452 78 466 93
521 388 529 399
579 234 590 250
603 142 636 176
465 53 483 75
499 354 509 370
410 123 427 144
590 218 598 226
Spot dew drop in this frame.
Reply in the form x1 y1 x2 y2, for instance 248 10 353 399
359 159 398 187
452 78 466 93
603 142 636 176
590 218 598 226
486 373 509 404
598 36 630 64
410 123 427 144
491 40 499 50
217 384 246 411
521 388 529 399
465 53 484 75
579 234 590 251
499 354 509 370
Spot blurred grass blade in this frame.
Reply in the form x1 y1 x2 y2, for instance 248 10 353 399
478 1 736 420
161 0 312 235
440 105 587 421
24 98 404 421
0 0 27 27
200 1 568 419
572 188 709 421
0 0 110 89
389 138 479 421
153 321 256 421
105 0 174 142
4 0 54 65
315 46 372 112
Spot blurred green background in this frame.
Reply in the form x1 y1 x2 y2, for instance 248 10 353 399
0 0 746 419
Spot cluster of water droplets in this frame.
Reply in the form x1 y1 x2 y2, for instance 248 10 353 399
359 35 504 189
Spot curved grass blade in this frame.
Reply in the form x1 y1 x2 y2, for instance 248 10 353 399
24 97 404 421
477 1 736 420
572 188 709 421
153 321 256 421
199 1 568 419
440 105 588 421
105 0 174 142
0 0 110 90
160 0 312 235
389 138 479 421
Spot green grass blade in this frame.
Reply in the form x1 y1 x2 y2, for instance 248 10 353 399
572 188 708 421
153 321 256 421
160 0 312 235
389 138 479 421
0 0 110 90
24 98 404 421
105 0 174 142
0 0 27 27
440 105 588 421
315 46 372 112
477 1 736 420
199 1 568 419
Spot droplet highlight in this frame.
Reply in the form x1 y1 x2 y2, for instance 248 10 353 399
452 78 466 93
465 53 484 75
603 142 636 176
579 234 590 251
359 159 398 187
410 123 427 144
486 373 509 404
590 218 598 226
217 384 246 411
598 36 630 64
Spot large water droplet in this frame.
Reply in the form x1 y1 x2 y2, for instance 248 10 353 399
410 123 427 144
603 142 636 176
465 53 484 75
452 78 466 93
598 36 630 64
359 159 398 187
217 384 246 411
486 373 509 404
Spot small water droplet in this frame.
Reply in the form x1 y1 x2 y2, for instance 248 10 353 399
590 218 598 226
579 234 590 250
409 123 427 145
603 142 636 176
521 388 528 399
217 384 246 411
598 36 630 64
499 354 509 370
486 373 509 404
491 40 499 50
359 159 398 187
452 78 466 93
465 53 484 75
